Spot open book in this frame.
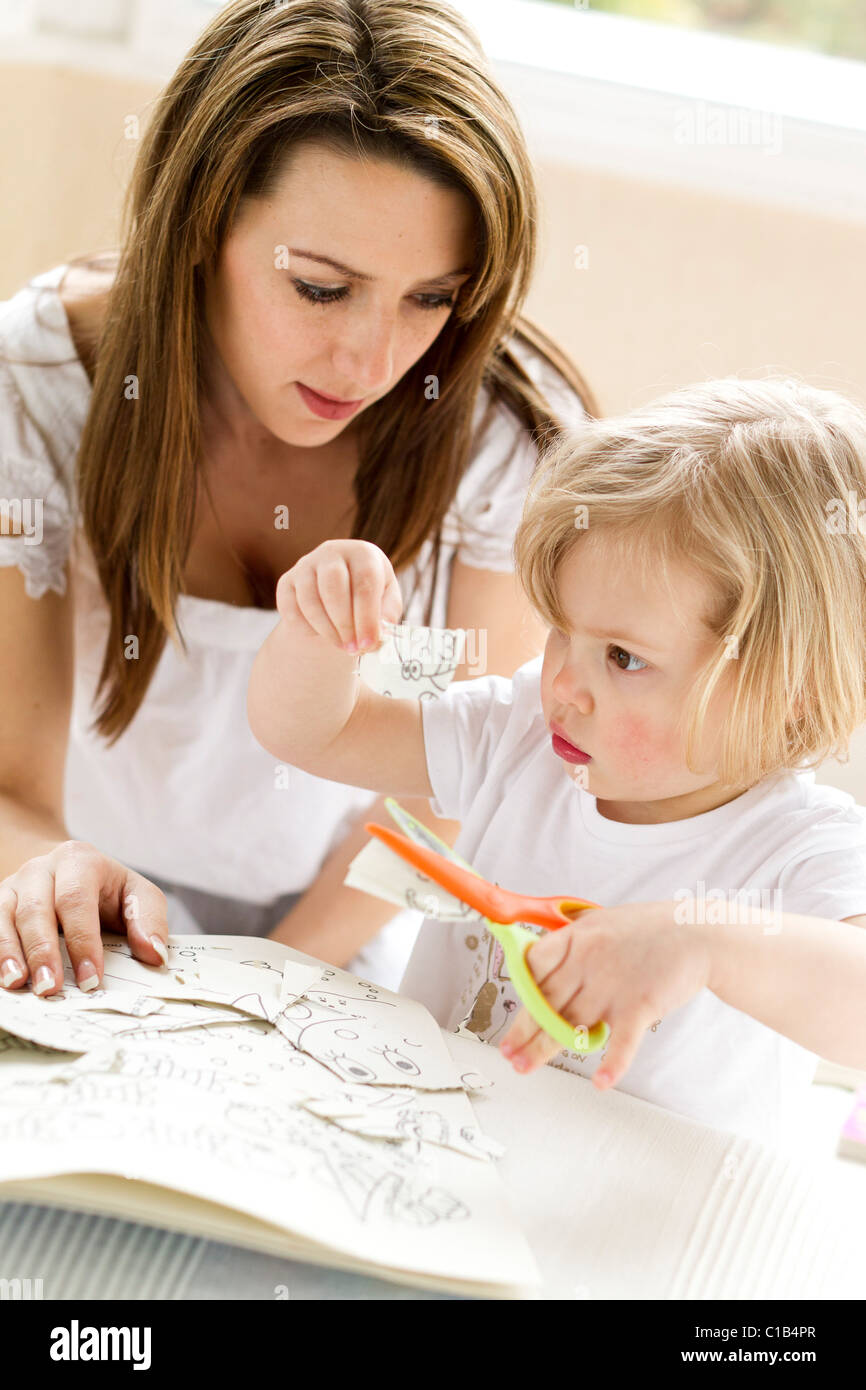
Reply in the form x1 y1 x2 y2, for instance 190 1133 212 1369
0 931 541 1298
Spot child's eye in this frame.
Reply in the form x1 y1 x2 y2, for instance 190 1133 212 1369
292 279 455 311
609 645 648 673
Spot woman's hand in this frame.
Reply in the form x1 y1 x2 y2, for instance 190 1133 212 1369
275 539 403 654
498 901 712 1087
0 841 170 997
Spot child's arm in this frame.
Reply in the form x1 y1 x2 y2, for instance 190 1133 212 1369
699 909 866 1067
246 539 434 799
497 902 866 1083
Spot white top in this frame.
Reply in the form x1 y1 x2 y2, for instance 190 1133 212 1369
0 262 586 987
400 655 866 1147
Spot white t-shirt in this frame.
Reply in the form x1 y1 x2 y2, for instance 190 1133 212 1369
400 655 866 1147
0 263 586 988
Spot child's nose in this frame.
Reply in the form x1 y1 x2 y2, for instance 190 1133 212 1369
552 664 593 713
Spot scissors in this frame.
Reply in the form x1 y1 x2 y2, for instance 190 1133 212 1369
364 799 611 1053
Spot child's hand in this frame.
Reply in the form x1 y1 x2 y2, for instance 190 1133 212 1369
275 540 403 653
498 902 712 1087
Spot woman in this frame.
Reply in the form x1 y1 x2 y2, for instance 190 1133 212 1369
0 0 597 997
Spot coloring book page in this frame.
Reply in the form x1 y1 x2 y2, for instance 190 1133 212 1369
0 933 538 1291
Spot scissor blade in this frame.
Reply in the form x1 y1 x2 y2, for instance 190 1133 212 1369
366 823 512 924
344 836 485 924
383 797 483 875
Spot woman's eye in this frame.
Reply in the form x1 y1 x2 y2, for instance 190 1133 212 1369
292 279 349 307
414 293 456 311
610 645 648 673
291 280 455 311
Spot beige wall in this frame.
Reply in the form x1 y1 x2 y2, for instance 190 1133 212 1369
2 62 864 800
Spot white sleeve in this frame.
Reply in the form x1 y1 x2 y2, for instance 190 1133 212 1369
451 349 587 574
450 405 536 573
777 829 866 924
419 670 517 820
0 355 74 599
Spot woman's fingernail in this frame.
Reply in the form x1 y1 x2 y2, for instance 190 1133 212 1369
345 640 358 653
500 1043 514 1057
33 966 55 995
149 936 168 965
513 1055 530 1072
1 958 24 988
78 960 100 992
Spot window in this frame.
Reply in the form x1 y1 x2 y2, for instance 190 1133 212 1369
539 0 866 65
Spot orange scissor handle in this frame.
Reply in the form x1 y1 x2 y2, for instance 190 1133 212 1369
364 823 600 930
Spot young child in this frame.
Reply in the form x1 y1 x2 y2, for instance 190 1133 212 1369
247 377 866 1148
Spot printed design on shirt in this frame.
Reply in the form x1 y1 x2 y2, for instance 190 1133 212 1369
460 934 517 1042
457 928 609 1071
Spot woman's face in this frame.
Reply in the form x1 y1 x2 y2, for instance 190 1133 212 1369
201 140 476 452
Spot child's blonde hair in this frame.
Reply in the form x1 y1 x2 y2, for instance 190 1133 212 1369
514 377 866 791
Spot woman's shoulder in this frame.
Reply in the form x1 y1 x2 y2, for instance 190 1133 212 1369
0 264 94 598
56 262 114 376
506 329 591 430
463 331 588 478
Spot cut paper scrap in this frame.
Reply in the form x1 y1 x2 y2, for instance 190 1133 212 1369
0 942 325 1056
297 1086 506 1162
272 990 463 1092
269 961 473 1093
344 834 479 921
80 995 167 1018
96 944 289 1019
358 618 466 699
277 960 326 1013
0 990 276 1054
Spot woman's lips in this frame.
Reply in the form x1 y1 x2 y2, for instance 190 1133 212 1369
550 727 591 764
296 382 363 420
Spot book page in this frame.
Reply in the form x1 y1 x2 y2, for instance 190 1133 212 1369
0 932 539 1293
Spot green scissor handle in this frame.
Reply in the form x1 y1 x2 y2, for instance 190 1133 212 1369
491 921 610 1053
384 798 610 1054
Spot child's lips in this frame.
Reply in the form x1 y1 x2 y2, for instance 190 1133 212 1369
550 722 591 764
552 734 591 764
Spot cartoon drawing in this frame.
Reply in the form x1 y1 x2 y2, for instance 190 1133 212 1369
0 930 535 1290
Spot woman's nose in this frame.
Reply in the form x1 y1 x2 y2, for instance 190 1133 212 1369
333 312 395 394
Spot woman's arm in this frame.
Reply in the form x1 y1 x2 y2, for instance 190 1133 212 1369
263 561 549 966
0 564 168 990
0 565 73 876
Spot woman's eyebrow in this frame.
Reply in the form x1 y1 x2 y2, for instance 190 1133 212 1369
288 247 472 284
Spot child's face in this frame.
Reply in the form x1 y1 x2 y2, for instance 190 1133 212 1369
540 532 740 823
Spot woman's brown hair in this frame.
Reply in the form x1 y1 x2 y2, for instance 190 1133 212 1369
6 0 598 743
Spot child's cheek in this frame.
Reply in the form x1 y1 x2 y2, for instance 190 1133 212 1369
609 713 677 771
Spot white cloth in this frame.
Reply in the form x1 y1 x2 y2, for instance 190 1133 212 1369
399 655 866 1147
0 263 586 989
